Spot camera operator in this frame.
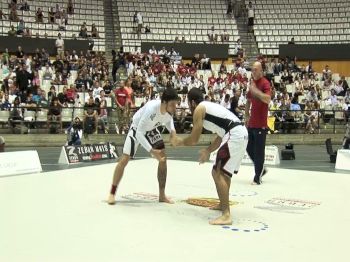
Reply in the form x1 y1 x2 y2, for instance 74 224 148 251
66 117 83 146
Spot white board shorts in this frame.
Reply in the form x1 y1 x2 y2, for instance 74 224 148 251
213 125 248 177
122 127 164 157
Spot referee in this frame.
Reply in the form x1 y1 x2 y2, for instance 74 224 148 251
245 62 271 184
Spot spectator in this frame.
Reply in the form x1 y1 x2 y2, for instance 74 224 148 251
0 9 7 20
181 36 186 43
47 86 57 103
322 65 332 80
79 22 88 38
226 1 233 18
48 98 62 132
48 7 55 23
58 16 66 30
55 33 65 58
149 46 157 55
247 1 254 32
17 19 25 35
114 80 129 134
83 96 98 135
8 25 16 36
92 81 103 99
19 0 30 11
91 23 99 38
23 27 31 37
9 97 23 130
98 90 109 133
1 93 11 111
67 0 74 14
42 64 54 80
62 9 68 25
333 80 344 95
221 29 229 42
36 8 44 22
220 93 231 109
208 26 217 43
9 5 19 22
326 89 338 108
135 11 143 37
145 25 151 33
66 117 83 145
288 37 295 45
103 80 113 97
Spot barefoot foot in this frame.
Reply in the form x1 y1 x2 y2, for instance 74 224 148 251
107 194 116 205
209 214 232 225
159 195 174 204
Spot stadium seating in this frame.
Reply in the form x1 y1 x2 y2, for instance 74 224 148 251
116 0 240 55
247 0 350 55
0 0 106 52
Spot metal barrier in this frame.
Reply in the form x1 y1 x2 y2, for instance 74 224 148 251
0 106 348 134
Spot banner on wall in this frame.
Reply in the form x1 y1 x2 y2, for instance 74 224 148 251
58 143 119 164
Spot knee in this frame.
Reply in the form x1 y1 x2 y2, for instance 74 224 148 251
118 155 130 167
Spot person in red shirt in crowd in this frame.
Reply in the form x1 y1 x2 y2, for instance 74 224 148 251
177 62 188 76
114 80 129 134
245 62 271 185
152 61 164 75
217 72 226 85
208 72 217 87
189 64 197 76
66 84 76 104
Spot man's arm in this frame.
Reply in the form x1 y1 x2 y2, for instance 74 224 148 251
249 82 271 104
198 135 222 164
180 105 205 146
205 135 222 153
244 99 251 125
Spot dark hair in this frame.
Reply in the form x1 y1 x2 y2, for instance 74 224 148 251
161 87 179 102
188 88 204 104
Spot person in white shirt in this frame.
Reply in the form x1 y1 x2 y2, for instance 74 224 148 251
220 94 231 109
322 65 332 80
235 39 243 55
55 33 64 59
107 88 180 205
167 47 178 56
173 88 248 225
158 47 167 56
334 81 344 95
136 11 143 37
327 89 338 107
247 1 254 32
92 81 103 100
149 45 157 55
238 64 247 76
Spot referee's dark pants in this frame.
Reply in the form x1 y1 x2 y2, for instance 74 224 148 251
246 128 267 183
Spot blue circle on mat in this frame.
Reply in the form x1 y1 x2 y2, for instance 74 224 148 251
222 219 268 233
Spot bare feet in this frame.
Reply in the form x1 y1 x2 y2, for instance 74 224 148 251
107 194 116 205
159 195 174 204
209 204 222 210
209 214 232 225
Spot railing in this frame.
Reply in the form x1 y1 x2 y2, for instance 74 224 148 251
0 106 348 134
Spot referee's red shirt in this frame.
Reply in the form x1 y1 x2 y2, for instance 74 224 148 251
247 77 271 128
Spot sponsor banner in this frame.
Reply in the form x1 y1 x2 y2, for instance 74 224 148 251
58 142 119 164
335 149 350 171
0 150 42 177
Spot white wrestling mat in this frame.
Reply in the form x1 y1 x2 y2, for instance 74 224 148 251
0 159 349 262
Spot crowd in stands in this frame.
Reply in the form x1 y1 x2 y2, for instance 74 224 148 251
1 42 350 135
